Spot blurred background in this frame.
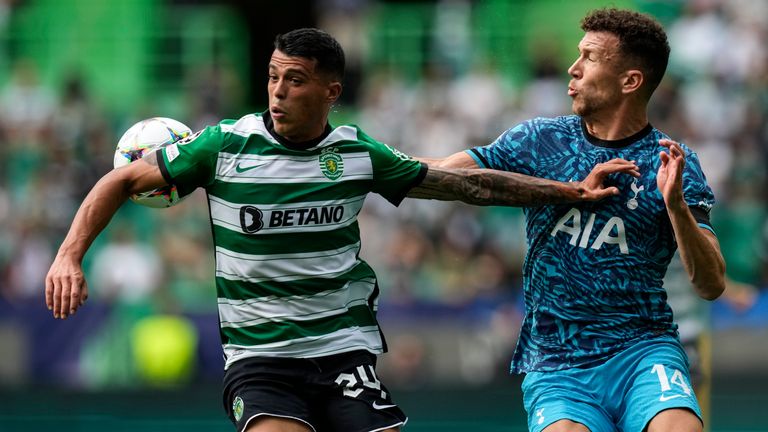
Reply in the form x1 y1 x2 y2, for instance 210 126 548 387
0 0 767 430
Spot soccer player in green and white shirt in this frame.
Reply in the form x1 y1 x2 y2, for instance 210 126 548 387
46 28 639 432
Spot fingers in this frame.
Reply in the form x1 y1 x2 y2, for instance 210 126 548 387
46 257 89 319
600 159 640 177
52 276 62 319
585 186 620 201
48 273 87 319
61 276 87 319
658 145 684 173
60 280 71 319
659 139 684 158
45 274 53 311
602 186 620 197
580 158 639 201
602 158 636 167
70 281 87 314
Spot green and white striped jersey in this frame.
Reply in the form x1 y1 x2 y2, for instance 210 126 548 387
158 112 426 369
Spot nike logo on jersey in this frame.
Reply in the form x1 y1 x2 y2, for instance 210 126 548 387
659 394 685 402
235 162 267 173
372 401 397 410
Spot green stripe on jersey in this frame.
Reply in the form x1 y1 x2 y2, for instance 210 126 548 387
218 277 376 328
215 262 376 300
161 113 423 360
221 304 378 346
208 179 371 205
214 151 374 182
222 327 384 365
215 242 362 284
212 223 361 255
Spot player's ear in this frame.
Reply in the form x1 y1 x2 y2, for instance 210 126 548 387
621 70 643 95
326 81 342 103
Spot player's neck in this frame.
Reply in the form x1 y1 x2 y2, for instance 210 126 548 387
582 106 649 141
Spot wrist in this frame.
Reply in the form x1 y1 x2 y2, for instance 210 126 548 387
664 196 687 213
57 243 85 263
570 181 586 201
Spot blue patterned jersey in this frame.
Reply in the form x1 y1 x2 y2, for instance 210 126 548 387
467 115 715 373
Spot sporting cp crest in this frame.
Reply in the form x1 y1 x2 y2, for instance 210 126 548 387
233 396 244 421
319 148 344 180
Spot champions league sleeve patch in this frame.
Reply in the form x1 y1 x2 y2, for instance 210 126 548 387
176 129 203 145
166 143 180 162
167 130 203 163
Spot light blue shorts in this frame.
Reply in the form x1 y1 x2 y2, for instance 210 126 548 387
521 336 702 432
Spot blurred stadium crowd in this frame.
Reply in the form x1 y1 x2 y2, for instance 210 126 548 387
0 0 767 390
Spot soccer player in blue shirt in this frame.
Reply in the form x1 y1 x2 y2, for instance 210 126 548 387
424 8 725 432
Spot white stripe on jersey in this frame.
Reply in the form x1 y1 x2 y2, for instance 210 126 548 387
220 114 273 141
220 115 359 150
209 194 365 234
218 278 376 328
215 151 373 183
215 242 361 283
223 326 384 368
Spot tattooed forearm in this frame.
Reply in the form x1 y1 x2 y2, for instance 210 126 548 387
407 167 581 206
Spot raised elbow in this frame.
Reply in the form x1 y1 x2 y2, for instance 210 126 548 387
697 277 726 301
700 288 724 301
696 252 726 301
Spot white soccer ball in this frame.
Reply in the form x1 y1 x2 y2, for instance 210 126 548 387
113 117 192 208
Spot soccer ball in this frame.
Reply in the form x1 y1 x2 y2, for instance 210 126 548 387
113 117 192 208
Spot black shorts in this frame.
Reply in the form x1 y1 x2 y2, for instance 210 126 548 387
222 350 407 432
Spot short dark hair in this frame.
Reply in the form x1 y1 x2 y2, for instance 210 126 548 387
581 8 670 96
274 28 345 82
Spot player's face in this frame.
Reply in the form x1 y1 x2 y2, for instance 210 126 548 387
267 50 341 142
567 32 625 118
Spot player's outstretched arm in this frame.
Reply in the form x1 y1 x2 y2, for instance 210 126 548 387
407 156 639 206
414 151 480 169
45 152 167 320
657 139 725 300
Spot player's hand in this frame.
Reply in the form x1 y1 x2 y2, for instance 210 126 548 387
45 255 89 319
657 139 686 211
578 158 640 200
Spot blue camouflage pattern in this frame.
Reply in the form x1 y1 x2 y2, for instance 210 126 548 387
468 115 715 373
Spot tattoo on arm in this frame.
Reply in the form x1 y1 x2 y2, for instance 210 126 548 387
407 167 577 206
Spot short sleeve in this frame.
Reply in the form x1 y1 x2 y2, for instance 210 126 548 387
681 148 716 231
362 133 426 206
467 119 538 175
158 124 227 194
